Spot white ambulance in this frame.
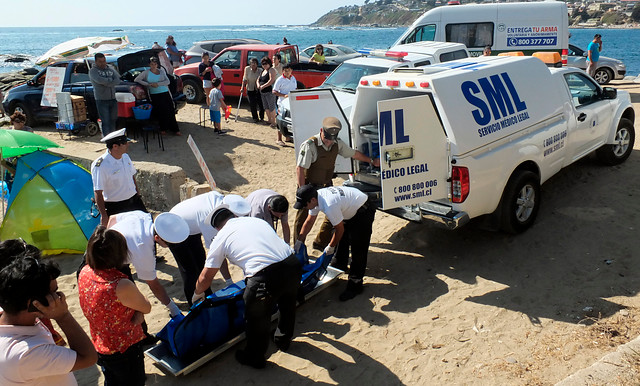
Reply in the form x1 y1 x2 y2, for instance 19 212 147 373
290 56 635 233
394 1 569 61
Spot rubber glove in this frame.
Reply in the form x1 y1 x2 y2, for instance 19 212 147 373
191 292 205 306
324 245 335 256
294 240 303 253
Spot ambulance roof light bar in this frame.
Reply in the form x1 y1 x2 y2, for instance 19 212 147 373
357 48 409 61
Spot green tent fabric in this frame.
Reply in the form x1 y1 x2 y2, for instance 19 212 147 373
0 151 98 254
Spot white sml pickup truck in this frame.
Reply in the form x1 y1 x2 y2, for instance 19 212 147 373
290 56 635 233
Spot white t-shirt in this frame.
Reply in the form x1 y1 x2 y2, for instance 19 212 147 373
310 186 368 225
90 150 137 202
0 320 77 385
169 191 224 245
272 74 297 106
111 210 156 281
205 217 294 278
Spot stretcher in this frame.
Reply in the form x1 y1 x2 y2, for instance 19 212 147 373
144 249 343 376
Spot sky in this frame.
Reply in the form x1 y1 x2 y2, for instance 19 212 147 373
2 0 367 27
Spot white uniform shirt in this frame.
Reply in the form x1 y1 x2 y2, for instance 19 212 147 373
0 321 77 385
205 217 294 278
310 186 368 225
111 210 156 281
272 74 297 106
170 191 224 244
90 150 137 202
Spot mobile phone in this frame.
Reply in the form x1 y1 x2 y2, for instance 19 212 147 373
27 295 49 313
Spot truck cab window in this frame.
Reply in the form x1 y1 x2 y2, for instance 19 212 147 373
564 72 599 107
215 50 241 69
446 23 494 48
405 24 436 44
440 50 468 62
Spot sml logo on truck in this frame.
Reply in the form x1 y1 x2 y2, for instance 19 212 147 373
379 109 438 203
461 72 530 138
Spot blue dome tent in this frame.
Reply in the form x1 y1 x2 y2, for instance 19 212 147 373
0 151 98 254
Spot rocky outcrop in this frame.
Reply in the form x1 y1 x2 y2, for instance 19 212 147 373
0 68 37 92
313 0 433 27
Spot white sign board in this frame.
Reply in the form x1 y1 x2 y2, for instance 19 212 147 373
378 95 449 209
40 67 66 107
187 135 217 189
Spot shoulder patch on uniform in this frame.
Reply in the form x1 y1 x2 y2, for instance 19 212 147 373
306 139 314 145
95 157 104 167
300 149 305 156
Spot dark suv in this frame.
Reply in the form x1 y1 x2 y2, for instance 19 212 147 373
2 48 186 126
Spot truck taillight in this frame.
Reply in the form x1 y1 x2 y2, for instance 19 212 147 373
561 49 568 66
451 166 469 203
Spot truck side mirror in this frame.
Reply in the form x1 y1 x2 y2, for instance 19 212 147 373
602 87 617 99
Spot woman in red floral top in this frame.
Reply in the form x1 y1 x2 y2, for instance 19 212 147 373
79 226 151 386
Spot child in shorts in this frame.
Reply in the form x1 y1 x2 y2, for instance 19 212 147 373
208 78 227 134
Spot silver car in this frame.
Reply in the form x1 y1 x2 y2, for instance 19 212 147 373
300 44 362 64
567 43 626 85
183 38 265 64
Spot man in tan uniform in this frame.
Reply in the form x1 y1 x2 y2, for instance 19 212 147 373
294 117 379 250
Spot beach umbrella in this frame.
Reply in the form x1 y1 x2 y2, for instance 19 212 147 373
35 36 132 67
0 129 62 213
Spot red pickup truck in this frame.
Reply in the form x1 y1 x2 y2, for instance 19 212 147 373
174 44 337 103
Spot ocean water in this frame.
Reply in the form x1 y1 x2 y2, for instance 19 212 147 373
0 26 638 76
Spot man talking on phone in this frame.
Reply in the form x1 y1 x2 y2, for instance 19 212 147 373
0 257 97 384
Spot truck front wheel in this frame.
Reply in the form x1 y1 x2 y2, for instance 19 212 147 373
500 171 540 234
595 118 634 165
182 78 204 104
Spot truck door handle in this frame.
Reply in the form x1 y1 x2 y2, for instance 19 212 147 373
234 74 240 77
577 112 587 122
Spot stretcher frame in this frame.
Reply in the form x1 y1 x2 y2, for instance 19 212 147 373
144 265 343 376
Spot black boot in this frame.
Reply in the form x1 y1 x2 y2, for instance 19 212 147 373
339 279 363 301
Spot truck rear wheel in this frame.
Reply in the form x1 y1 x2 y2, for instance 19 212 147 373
182 78 204 104
500 171 540 234
595 118 634 166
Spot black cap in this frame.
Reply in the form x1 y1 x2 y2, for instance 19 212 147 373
293 184 317 210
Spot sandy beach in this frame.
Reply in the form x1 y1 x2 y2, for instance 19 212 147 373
22 78 640 385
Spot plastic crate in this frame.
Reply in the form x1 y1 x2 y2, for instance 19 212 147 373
132 104 153 120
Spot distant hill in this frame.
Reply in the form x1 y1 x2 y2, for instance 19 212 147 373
313 0 435 27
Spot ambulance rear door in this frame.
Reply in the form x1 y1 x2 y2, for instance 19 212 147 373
378 94 449 211
289 88 354 174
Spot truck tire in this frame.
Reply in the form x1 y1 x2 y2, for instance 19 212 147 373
11 102 35 127
500 171 540 234
595 118 635 165
182 78 204 104
593 68 613 85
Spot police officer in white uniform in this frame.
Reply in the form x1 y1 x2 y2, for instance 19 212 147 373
294 184 375 301
193 210 301 369
91 129 146 227
108 211 188 317
168 193 250 305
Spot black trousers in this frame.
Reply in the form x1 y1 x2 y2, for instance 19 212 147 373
243 254 301 360
167 234 212 305
334 200 376 284
97 341 146 386
247 89 264 121
150 91 179 133
104 194 147 217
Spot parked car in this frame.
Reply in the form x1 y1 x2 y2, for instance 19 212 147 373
567 43 626 85
183 39 265 64
299 44 361 64
175 44 337 103
2 49 186 127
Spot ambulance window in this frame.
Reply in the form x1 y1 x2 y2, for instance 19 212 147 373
439 50 468 62
563 72 599 107
446 23 493 48
404 24 436 44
